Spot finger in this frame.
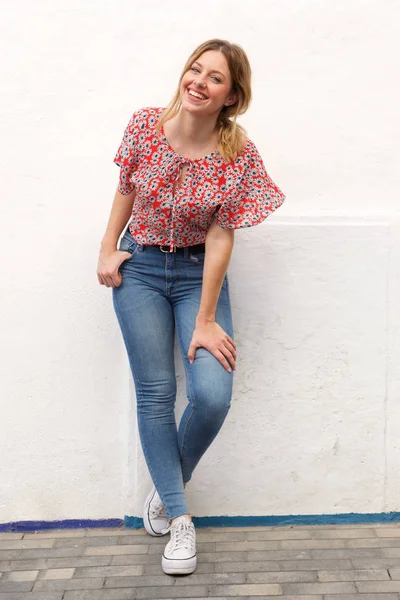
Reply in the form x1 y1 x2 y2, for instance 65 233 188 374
97 273 105 285
224 339 237 358
103 275 113 288
220 346 236 370
110 271 122 288
188 342 198 364
225 335 236 350
213 348 233 373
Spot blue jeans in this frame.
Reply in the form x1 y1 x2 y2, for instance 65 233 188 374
112 229 234 521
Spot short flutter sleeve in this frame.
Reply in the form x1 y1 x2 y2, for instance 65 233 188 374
215 140 286 229
113 110 142 195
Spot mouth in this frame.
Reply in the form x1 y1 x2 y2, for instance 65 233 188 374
187 87 208 101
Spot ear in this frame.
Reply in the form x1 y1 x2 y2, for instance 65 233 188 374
224 91 238 107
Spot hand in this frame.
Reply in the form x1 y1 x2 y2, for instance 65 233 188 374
97 250 132 288
188 319 236 372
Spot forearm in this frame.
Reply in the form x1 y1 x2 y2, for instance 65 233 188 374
197 221 234 323
101 186 136 253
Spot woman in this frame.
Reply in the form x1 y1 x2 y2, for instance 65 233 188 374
97 39 285 576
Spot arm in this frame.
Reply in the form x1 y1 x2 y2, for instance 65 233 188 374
187 220 237 372
97 186 136 288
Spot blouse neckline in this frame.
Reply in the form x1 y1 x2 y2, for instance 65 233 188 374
160 124 220 163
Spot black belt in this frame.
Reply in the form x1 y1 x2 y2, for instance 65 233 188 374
147 243 206 255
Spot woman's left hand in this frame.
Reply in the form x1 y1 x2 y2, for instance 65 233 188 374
188 319 236 372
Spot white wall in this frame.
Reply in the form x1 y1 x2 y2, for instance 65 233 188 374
1 0 399 524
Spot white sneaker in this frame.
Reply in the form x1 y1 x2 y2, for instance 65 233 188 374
161 514 197 575
143 486 169 537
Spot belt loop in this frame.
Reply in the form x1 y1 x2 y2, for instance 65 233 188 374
183 247 189 259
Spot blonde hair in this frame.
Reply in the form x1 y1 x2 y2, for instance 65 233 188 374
157 39 252 163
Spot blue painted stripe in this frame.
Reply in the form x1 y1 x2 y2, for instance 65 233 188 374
2 512 400 533
0 519 123 533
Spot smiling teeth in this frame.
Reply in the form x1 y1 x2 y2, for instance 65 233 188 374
189 90 206 100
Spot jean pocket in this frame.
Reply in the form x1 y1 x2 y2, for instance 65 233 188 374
118 230 140 260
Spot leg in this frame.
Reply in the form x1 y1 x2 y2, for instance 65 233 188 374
173 275 234 484
112 257 188 521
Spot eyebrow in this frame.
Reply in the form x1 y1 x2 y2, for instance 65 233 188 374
193 61 226 78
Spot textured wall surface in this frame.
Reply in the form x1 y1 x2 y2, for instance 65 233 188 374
1 0 399 523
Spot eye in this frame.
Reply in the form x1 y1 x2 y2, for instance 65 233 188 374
211 76 222 83
191 67 200 73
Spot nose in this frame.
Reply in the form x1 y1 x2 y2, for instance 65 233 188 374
193 75 206 89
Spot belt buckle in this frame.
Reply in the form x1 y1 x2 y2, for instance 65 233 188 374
159 245 176 253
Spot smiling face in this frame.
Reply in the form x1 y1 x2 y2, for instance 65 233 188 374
179 50 238 118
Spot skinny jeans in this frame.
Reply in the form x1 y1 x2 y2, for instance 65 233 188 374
112 229 234 520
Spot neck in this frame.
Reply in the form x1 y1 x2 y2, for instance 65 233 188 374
171 109 219 149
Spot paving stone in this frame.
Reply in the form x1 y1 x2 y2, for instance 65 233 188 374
382 548 400 557
24 530 86 539
325 596 398 600
0 540 54 550
105 572 245 588
283 581 357 594
0 582 33 592
0 535 24 541
33 577 105 591
376 528 400 538
210 526 275 532
54 536 120 548
74 565 143 578
357 581 400 592
64 592 138 600
118 535 164 545
143 562 214 575
196 551 248 563
87 528 144 537
38 568 75 579
213 560 281 572
64 592 136 600
111 553 164 565
215 541 281 551
214 558 353 573
46 556 113 569
246 530 312 541
247 571 317 583
136 586 209 599
247 550 312 561
352 558 400 569
281 539 347 549
147 541 215 555
84 545 149 556
348 538 400 548
389 568 400 579
195 531 247 542
208 583 282 596
1 571 38 582
17 547 83 560
0 553 21 562
310 548 382 559
0 559 47 571
310 528 378 539
318 569 390 581
278 559 354 571
0 593 64 600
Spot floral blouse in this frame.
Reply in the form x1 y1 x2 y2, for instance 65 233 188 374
114 107 285 251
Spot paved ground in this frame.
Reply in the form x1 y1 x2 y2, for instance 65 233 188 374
2 522 400 599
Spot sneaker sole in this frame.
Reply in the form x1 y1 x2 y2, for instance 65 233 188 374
162 554 197 575
143 488 168 537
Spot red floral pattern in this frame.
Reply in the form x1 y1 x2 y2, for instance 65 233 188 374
114 107 285 248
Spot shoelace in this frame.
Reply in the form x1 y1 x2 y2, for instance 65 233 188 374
149 497 167 519
165 521 195 552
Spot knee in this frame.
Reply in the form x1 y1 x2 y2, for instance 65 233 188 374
191 382 232 421
136 379 176 416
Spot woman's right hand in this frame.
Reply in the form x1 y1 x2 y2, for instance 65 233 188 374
97 250 132 288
